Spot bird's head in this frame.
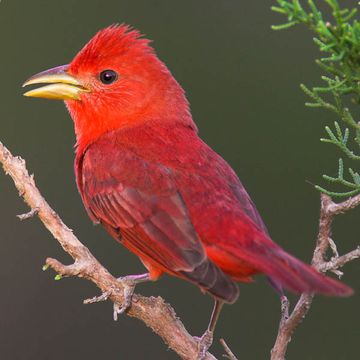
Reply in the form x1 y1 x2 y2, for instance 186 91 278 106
23 24 193 152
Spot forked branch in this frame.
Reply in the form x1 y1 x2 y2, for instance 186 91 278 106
0 141 217 360
270 193 360 360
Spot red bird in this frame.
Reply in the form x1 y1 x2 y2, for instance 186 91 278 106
23 25 352 357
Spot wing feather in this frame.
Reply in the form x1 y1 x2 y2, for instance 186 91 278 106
79 144 206 273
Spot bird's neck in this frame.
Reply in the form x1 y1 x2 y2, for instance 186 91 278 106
68 91 196 156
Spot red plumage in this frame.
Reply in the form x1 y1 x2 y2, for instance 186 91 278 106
61 25 352 302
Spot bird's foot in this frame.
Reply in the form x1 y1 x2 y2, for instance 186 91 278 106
83 273 150 320
113 273 150 320
194 329 213 360
280 295 289 324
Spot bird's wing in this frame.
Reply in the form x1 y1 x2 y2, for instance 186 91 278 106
229 181 269 235
75 141 238 302
78 146 206 273
76 139 239 303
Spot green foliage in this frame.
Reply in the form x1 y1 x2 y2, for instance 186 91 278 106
272 0 360 197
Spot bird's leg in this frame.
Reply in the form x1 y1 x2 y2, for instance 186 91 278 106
195 299 224 360
113 272 151 319
267 277 289 324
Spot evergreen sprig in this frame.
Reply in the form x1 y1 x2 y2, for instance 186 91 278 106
272 0 360 197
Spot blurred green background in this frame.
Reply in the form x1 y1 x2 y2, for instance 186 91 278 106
0 1 359 359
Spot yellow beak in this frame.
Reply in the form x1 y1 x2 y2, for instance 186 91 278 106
23 65 89 100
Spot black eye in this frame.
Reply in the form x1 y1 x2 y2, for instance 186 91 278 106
99 70 118 85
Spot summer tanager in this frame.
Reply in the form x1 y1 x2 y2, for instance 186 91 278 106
23 25 352 357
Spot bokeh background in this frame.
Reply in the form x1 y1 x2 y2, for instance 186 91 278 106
0 1 359 359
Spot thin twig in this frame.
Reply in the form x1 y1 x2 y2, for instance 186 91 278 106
220 339 238 360
17 207 39 220
319 246 360 273
0 141 217 360
270 193 360 360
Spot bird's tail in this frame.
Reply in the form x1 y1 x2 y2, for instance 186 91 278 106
180 259 240 304
261 247 353 297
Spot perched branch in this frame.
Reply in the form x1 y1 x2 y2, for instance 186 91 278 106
270 193 360 360
0 141 218 360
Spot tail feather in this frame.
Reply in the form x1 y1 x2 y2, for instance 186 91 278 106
180 259 240 303
262 247 353 297
222 238 353 297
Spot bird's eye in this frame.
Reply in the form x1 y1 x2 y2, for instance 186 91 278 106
99 70 118 85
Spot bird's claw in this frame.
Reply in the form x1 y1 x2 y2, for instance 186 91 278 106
84 273 150 321
194 329 213 360
113 302 128 320
113 278 135 320
113 273 150 321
